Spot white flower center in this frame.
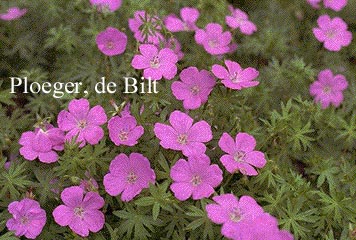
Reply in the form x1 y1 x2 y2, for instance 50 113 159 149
106 41 114 49
20 216 29 225
229 207 242 222
119 131 129 141
208 39 218 48
77 120 87 129
191 175 202 186
230 72 241 83
326 29 337 39
74 207 85 219
150 56 160 68
190 85 200 95
323 86 331 94
127 171 138 184
177 134 188 145
234 151 245 162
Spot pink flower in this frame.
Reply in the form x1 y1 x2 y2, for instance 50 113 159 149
307 0 322 8
89 0 122 12
0 7 27 21
131 44 178 80
154 110 213 157
212 60 259 90
171 67 215 110
218 132 266 176
313 15 352 52
108 115 144 146
128 10 164 44
234 214 294 240
57 98 107 147
162 37 184 61
195 23 232 55
19 124 65 163
103 153 156 201
170 155 223 201
309 69 348 109
225 6 257 35
323 0 347 11
6 198 46 239
164 7 199 32
96 27 127 56
205 194 265 239
53 186 105 237
80 171 99 192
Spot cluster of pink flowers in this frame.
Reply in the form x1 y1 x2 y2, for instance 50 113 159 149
18 0 356 238
206 194 293 239
306 0 351 108
307 0 347 11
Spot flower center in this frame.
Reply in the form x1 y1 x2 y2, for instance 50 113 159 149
208 39 218 48
235 16 244 24
20 216 29 225
74 207 85 219
191 175 202 186
150 56 160 68
323 86 331 94
177 134 188 145
118 131 129 141
190 85 200 95
326 29 337 39
77 120 87 129
229 72 240 83
229 207 242 222
234 151 245 162
106 41 114 50
127 171 138 184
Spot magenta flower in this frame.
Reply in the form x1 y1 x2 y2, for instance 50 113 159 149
80 171 99 192
131 44 178 80
0 7 27 21
235 214 294 240
103 153 156 201
19 124 65 163
218 132 266 176
89 0 122 12
57 98 107 147
309 69 348 109
225 6 257 35
170 155 223 201
162 37 184 61
96 27 127 56
205 194 265 239
164 7 199 32
53 186 105 237
128 10 164 44
212 60 259 90
108 115 144 146
307 0 322 8
195 23 232 55
154 110 213 157
6 198 46 239
323 0 347 11
171 67 215 110
313 15 352 52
